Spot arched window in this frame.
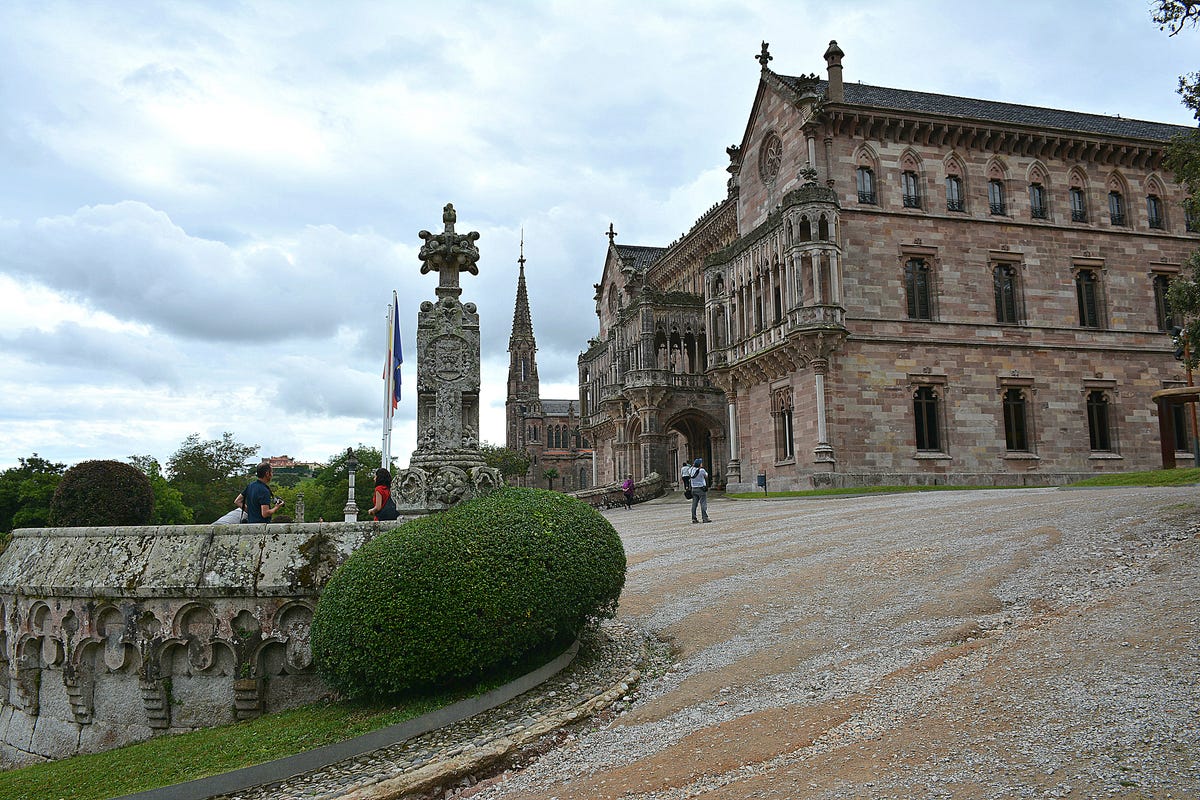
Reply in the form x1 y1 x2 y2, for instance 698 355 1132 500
1029 183 1048 219
1108 191 1126 226
856 166 876 204
1147 195 1164 229
818 214 830 240
902 170 921 208
988 180 1007 215
799 216 812 241
946 175 964 212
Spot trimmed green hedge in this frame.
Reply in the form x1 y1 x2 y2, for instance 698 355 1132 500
312 487 626 699
48 460 154 527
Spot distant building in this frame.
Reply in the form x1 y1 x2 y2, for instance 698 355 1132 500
505 243 595 490
579 41 1198 492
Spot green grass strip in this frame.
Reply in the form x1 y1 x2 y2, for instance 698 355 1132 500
1064 467 1200 487
0 697 445 800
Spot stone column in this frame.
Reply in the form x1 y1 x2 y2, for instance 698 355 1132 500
725 390 741 482
812 359 835 467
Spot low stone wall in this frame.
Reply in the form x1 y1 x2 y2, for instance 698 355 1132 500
0 520 402 766
572 472 666 509
726 469 1093 493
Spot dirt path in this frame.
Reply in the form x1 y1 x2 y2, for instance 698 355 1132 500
467 487 1200 800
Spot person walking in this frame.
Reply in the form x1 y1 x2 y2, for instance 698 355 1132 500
237 463 283 524
621 474 635 509
687 457 711 523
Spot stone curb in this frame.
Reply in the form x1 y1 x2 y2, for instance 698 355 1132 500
338 645 647 800
114 639 583 800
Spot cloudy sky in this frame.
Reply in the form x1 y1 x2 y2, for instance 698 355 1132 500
0 1 1195 472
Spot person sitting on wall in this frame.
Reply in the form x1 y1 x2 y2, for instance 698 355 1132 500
621 474 634 509
212 508 243 525
237 463 283 523
368 468 399 521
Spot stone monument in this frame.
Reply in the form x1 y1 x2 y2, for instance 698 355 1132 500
393 204 502 513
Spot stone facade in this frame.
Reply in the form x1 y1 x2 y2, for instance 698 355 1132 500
0 520 386 765
581 41 1199 492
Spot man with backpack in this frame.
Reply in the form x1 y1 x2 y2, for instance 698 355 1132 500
682 457 712 524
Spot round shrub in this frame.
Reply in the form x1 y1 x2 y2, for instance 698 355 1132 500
48 460 155 527
312 486 626 699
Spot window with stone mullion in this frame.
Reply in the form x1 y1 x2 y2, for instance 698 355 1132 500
1086 390 1113 451
905 258 933 320
913 386 941 451
993 264 1019 324
1002 388 1029 451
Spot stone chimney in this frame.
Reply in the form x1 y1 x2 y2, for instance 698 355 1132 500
823 40 845 103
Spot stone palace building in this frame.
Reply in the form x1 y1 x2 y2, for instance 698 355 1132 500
578 41 1199 492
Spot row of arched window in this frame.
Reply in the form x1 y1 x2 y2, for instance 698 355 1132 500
854 160 1196 233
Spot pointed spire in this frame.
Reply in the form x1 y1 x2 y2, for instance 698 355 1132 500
509 232 534 346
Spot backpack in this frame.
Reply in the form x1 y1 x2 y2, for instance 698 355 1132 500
377 495 400 521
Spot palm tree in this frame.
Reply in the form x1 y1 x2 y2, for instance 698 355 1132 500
542 467 559 490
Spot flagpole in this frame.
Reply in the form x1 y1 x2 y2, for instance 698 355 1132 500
382 300 394 469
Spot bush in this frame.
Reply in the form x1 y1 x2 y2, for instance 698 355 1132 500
312 486 626 699
48 460 155 527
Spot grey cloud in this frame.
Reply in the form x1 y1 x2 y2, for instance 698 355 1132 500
4 322 181 386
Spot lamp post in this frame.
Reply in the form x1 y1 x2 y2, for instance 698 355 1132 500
343 448 359 522
295 492 305 524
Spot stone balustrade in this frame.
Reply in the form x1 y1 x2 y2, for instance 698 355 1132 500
0 520 399 766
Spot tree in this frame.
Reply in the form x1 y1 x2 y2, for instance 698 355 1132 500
1159 2 1200 367
166 432 259 524
480 441 532 482
304 445 383 522
129 455 193 525
542 466 559 490
0 454 66 534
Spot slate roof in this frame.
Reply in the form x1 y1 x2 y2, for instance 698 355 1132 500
778 75 1194 142
614 244 667 272
542 399 576 416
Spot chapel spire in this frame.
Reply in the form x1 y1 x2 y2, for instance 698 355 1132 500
509 230 535 345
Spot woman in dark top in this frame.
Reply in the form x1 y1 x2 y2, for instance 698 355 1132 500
368 468 392 521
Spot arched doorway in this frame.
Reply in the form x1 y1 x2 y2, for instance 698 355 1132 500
665 409 725 487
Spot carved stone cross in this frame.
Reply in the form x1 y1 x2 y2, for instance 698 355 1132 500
418 202 481 297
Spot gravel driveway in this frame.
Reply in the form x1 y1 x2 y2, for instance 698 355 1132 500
465 486 1200 800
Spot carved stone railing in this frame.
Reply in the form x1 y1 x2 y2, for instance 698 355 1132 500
0 520 396 766
571 472 665 509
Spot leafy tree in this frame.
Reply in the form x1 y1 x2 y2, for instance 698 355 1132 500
480 441 532 481
1159 2 1200 366
0 454 66 533
542 466 559 490
129 455 193 525
305 445 383 522
166 433 259 524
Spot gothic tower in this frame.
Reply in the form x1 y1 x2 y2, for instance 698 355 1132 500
506 237 544 470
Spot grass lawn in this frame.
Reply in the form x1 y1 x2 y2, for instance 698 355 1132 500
1064 467 1200 487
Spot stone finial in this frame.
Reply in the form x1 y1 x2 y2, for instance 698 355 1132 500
606 222 618 244
756 41 773 71
799 163 819 186
418 202 481 298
